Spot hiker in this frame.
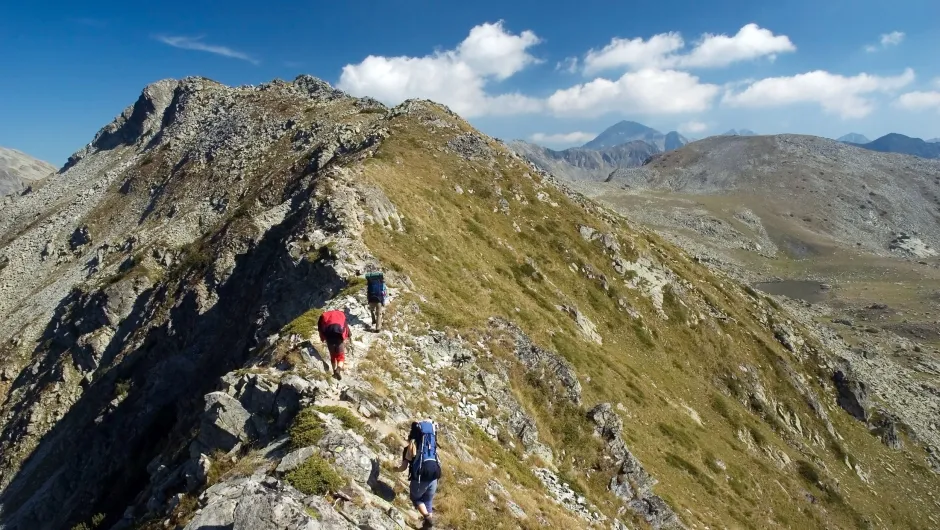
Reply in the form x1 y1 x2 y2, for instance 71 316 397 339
365 270 387 331
317 309 351 379
394 419 442 528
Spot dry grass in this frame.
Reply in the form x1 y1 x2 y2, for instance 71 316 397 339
353 107 940 528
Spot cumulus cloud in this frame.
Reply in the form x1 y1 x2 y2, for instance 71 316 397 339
338 21 543 117
546 69 719 117
556 57 580 73
895 91 940 112
722 68 915 118
530 131 596 145
865 31 905 52
678 121 708 134
583 24 794 74
155 35 259 64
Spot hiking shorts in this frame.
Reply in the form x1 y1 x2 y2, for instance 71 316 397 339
409 479 438 513
326 341 346 363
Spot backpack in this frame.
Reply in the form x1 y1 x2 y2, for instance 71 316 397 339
366 272 386 304
408 421 441 483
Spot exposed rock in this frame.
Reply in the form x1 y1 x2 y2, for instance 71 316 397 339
198 392 257 452
184 475 354 530
832 369 870 422
276 446 319 474
558 304 603 345
490 317 582 404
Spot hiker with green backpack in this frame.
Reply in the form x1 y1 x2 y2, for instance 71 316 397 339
394 419 442 529
365 270 387 332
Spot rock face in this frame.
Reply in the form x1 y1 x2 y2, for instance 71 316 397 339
0 147 55 196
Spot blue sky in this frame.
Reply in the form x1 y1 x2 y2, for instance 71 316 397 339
2 0 939 165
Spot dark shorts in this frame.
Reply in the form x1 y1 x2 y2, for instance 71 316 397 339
327 341 346 362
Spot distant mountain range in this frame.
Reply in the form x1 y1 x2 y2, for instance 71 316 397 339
0 146 55 196
721 129 757 136
928 138 940 144
512 121 691 181
582 121 690 151
857 133 940 159
837 133 870 144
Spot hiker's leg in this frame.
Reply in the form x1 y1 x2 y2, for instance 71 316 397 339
410 481 431 516
424 479 438 513
376 303 383 330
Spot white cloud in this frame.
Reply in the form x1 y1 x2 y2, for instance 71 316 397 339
678 120 708 134
338 21 543 117
530 131 596 145
723 68 915 118
895 91 940 112
583 24 794 74
679 23 796 68
155 35 259 64
546 69 719 117
556 57 580 73
583 33 684 73
865 31 905 52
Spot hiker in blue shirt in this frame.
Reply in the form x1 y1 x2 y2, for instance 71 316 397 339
365 270 387 332
395 419 442 528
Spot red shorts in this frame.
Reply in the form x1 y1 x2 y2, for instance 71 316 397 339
327 342 346 363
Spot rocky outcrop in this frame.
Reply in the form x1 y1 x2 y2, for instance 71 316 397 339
587 403 682 529
832 369 870 422
183 474 355 530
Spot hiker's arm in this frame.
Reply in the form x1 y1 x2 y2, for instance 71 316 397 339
393 458 409 472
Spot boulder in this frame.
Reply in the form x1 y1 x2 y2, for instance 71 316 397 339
832 369 869 422
276 446 319 474
184 475 355 530
198 392 255 452
587 403 623 440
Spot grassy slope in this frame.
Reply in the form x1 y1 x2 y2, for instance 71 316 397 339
358 105 940 529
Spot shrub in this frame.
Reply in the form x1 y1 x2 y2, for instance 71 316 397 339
315 405 366 435
285 454 346 495
289 408 326 449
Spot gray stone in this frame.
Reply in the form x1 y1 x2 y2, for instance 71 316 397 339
276 446 319 474
198 392 254 452
832 369 869 422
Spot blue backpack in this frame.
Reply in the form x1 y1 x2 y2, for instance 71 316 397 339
366 272 385 303
408 421 441 482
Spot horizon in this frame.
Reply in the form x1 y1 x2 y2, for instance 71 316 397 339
2 0 939 164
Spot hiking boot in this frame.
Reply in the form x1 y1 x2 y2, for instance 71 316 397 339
421 515 433 529
333 369 343 381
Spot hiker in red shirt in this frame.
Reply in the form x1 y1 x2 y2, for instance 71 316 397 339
317 309 352 379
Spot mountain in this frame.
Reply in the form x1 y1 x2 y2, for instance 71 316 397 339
859 133 940 159
582 120 688 151
928 138 940 143
837 133 870 144
721 129 757 136
0 147 55 196
509 139 659 181
1 77 939 530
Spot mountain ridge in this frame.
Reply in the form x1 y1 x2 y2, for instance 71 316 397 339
859 133 940 159
0 76 938 530
0 147 56 197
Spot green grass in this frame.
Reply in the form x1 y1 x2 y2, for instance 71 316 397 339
283 308 324 339
285 454 346 495
315 405 367 435
289 408 327 449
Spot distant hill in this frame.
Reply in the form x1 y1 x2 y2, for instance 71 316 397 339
838 133 870 144
859 133 940 159
722 129 757 136
509 139 659 181
582 120 688 151
0 147 55 196
928 138 940 144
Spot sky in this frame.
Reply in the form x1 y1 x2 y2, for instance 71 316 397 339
2 0 939 165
